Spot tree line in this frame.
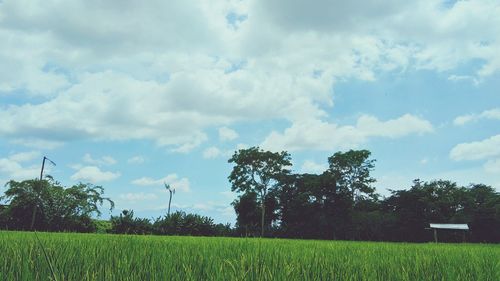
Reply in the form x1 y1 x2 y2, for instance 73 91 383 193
0 176 113 233
109 210 232 236
0 177 231 236
0 148 498 242
229 148 500 243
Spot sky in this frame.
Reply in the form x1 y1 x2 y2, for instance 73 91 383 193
0 0 499 224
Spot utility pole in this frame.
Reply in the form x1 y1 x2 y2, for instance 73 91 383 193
30 156 56 230
164 183 175 216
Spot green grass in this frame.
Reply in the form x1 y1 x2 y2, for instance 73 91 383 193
0 231 498 281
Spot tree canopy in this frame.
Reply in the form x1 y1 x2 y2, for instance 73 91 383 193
0 148 498 243
229 149 500 242
228 146 291 236
1 177 114 232
327 149 376 202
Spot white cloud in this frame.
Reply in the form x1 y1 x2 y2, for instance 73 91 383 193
447 75 479 84
262 119 361 152
83 153 117 166
481 109 500 120
450 135 500 161
484 158 500 173
356 114 434 138
1 0 499 152
70 166 120 183
119 192 158 203
0 152 42 182
170 133 208 153
262 114 433 151
218 127 239 141
10 139 63 150
127 156 145 164
8 151 40 163
249 0 500 77
300 160 328 174
202 146 232 159
235 143 249 150
203 146 222 159
450 135 500 179
453 108 500 126
453 114 475 126
131 173 190 192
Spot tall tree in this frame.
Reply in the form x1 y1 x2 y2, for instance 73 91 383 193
381 180 500 242
1 177 114 232
228 147 291 237
327 149 376 202
462 184 500 242
278 173 332 239
232 191 261 236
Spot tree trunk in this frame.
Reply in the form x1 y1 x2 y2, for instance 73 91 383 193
261 199 265 237
260 189 266 238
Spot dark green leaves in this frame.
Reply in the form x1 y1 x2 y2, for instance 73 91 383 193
1 178 114 232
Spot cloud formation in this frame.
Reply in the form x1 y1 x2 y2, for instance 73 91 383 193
262 114 433 151
127 156 145 164
119 192 158 203
70 166 121 183
218 127 239 142
0 0 498 152
453 108 500 126
450 135 500 161
0 151 41 182
203 147 222 159
131 173 191 192
300 160 328 174
83 153 117 166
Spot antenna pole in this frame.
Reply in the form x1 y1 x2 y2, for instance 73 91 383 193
31 156 56 230
167 189 173 217
39 157 46 182
165 183 174 217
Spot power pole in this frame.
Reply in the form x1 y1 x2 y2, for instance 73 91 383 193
30 156 56 230
164 183 175 216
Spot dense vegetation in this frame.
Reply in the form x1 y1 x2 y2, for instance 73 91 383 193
1 231 498 281
109 210 232 236
0 148 498 243
0 177 113 233
230 148 500 243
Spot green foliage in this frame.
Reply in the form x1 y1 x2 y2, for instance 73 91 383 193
110 210 153 235
93 219 112 234
153 211 231 236
228 146 292 196
278 173 338 239
327 149 376 201
229 146 292 236
1 231 499 280
232 191 279 237
110 210 233 237
0 177 114 232
232 191 260 236
383 180 500 242
0 205 7 229
229 149 500 243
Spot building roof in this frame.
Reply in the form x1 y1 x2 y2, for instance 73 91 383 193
429 223 469 230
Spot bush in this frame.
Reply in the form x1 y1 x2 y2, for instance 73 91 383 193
110 210 153 235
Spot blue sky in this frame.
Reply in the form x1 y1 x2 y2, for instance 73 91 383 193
1 0 499 224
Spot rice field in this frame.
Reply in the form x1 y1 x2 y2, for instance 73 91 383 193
0 231 498 281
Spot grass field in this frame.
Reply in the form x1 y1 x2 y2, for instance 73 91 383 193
0 231 498 281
